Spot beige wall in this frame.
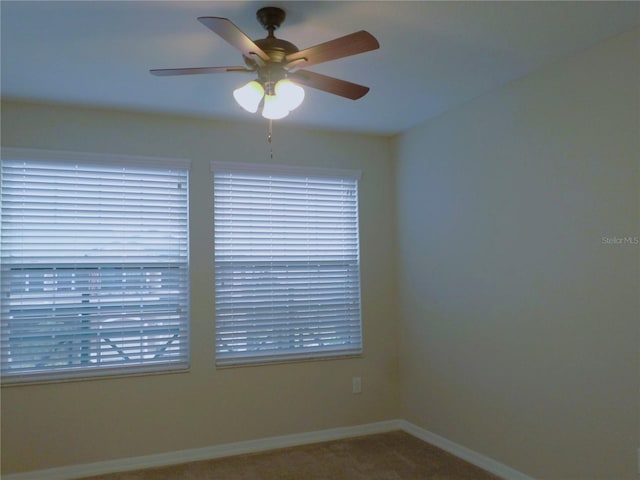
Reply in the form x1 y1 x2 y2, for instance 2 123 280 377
0 102 400 473
394 28 639 480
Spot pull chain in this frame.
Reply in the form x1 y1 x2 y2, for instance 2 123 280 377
267 119 274 159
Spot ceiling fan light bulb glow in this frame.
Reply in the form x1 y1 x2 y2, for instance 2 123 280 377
275 79 305 111
233 80 264 113
262 94 289 120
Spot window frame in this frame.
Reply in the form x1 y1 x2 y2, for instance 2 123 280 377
0 148 192 384
211 161 364 367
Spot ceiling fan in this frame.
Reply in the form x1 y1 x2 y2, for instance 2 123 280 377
150 6 380 120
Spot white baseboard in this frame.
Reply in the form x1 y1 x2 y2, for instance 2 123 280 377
3 419 534 480
398 420 536 480
2 420 400 480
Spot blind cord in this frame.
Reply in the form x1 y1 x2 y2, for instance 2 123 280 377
267 119 273 160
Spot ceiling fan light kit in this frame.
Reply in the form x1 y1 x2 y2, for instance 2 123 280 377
150 6 379 121
234 77 305 119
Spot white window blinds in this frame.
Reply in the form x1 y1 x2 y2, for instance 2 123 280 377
212 162 363 366
1 149 190 383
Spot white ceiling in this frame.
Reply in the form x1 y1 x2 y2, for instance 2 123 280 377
2 1 638 135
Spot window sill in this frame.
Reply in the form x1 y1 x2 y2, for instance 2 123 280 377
1 364 190 387
215 352 363 370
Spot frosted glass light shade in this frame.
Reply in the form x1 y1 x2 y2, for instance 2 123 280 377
233 81 264 113
262 94 289 120
274 79 305 111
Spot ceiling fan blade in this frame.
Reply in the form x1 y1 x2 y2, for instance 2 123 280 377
290 70 370 100
285 31 379 69
198 17 270 63
150 66 252 76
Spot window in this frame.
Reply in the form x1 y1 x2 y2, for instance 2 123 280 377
212 162 362 366
0 149 190 383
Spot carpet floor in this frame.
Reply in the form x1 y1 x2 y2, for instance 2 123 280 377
79 431 501 480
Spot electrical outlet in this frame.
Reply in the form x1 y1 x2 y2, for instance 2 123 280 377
352 376 362 394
